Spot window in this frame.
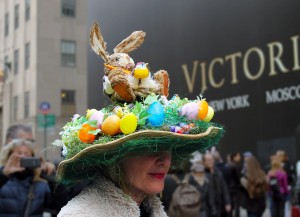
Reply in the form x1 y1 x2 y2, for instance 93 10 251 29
14 4 19 29
62 0 76 17
61 40 76 67
61 90 76 115
24 91 30 118
25 43 30 69
25 0 30 21
14 49 19 74
61 90 75 104
5 13 9 36
13 96 18 121
4 56 9 79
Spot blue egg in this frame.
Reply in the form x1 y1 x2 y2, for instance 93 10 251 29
147 102 165 126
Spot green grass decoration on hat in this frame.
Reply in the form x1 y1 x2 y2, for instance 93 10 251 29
54 94 224 183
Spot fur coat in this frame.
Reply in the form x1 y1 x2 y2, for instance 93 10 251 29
58 177 168 217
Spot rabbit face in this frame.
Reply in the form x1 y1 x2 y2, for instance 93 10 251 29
108 53 135 71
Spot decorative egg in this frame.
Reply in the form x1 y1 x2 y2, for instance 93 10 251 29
197 100 209 120
86 109 97 119
120 113 138 134
88 110 104 128
101 115 120 136
133 62 149 79
103 76 114 95
78 124 97 143
180 102 198 120
203 106 215 122
147 102 165 126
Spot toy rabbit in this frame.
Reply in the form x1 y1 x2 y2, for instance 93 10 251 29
90 23 169 102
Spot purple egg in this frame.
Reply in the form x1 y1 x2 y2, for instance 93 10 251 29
89 111 104 128
179 102 198 120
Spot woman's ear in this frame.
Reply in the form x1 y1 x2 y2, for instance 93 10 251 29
114 31 146 54
90 22 109 62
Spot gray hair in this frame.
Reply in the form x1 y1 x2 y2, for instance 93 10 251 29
5 124 33 144
0 139 35 166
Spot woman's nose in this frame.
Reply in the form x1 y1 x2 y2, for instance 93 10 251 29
157 152 171 166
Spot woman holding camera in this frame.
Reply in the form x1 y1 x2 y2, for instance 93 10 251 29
0 139 54 217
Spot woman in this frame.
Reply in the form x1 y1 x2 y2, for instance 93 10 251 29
55 105 223 217
240 155 267 217
0 139 53 217
267 155 288 217
58 151 171 216
56 22 224 217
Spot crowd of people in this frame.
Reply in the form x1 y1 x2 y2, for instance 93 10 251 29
162 149 298 217
0 124 299 217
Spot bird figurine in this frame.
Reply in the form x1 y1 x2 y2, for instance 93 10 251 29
133 62 149 79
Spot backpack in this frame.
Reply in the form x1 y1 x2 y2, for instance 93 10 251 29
167 174 201 217
269 175 281 198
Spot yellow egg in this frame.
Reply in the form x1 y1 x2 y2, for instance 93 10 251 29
101 115 120 136
133 68 149 79
120 113 138 134
203 106 215 122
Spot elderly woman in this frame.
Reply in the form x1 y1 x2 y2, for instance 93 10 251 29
58 150 171 216
0 139 54 217
55 22 224 217
56 109 223 217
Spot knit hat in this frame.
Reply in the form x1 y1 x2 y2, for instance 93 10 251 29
54 23 224 183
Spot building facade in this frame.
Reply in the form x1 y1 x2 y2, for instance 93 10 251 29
0 0 88 160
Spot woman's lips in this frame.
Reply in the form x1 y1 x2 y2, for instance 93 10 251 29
149 173 165 180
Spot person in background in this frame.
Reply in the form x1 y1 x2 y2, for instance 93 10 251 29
211 148 227 177
0 139 52 216
3 124 63 216
276 150 294 217
276 150 295 188
267 155 288 217
161 158 190 213
190 158 217 217
224 152 242 217
203 153 231 217
240 155 267 217
5 124 34 144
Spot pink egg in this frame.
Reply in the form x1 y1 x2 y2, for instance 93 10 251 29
180 102 199 120
89 111 104 128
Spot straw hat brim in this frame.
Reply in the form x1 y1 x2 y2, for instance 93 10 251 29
57 126 223 182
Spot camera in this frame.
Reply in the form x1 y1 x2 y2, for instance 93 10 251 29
20 157 41 169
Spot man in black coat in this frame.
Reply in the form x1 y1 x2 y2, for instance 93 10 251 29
203 153 231 217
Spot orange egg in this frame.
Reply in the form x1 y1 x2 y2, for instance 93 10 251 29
101 115 121 136
197 100 209 120
78 124 97 143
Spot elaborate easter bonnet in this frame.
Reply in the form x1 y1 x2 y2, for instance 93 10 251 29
54 23 224 183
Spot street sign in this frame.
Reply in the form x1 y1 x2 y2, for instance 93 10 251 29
37 114 56 128
39 101 51 114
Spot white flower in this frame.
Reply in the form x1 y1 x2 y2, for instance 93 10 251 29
62 145 68 157
52 139 63 147
72 114 80 121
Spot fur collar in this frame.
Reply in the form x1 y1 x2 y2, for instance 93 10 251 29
58 176 167 217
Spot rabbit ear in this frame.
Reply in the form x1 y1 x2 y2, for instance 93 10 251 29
90 23 109 62
114 31 146 54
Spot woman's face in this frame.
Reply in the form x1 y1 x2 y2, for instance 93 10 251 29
122 151 171 196
12 145 33 157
